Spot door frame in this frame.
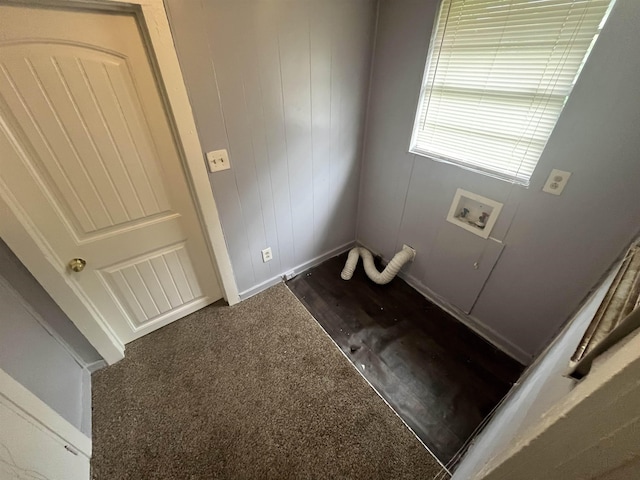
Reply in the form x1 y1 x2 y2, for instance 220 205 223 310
0 0 240 364
0 367 92 462
473 326 640 480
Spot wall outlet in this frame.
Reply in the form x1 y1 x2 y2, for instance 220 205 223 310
206 149 231 173
542 168 571 196
261 247 273 263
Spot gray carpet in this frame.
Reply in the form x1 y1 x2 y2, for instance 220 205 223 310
91 283 445 479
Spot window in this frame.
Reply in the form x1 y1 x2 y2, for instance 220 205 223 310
411 0 615 185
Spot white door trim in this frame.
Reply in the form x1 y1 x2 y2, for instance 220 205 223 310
0 193 126 364
475 325 640 480
120 0 240 306
0 0 239 361
0 368 91 459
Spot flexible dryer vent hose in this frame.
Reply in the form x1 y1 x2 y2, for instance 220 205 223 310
341 245 416 285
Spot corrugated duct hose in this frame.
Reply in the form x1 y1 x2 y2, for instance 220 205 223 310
341 245 416 285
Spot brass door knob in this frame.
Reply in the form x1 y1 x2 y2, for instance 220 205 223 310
68 258 87 273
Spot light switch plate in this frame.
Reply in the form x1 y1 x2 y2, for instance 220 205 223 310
542 168 571 196
206 149 230 173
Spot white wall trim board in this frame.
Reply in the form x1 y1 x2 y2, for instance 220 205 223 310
86 360 107 374
0 368 91 458
120 0 240 306
356 241 531 365
239 242 356 301
399 270 531 365
80 369 92 438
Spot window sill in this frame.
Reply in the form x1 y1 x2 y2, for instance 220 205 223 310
409 148 531 187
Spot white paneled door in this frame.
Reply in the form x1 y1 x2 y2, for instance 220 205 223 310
0 4 222 345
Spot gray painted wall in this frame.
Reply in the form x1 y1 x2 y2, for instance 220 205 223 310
165 0 376 297
452 262 620 479
357 0 640 362
0 239 101 365
0 247 92 436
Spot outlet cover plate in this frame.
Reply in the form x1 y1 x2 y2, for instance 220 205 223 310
261 247 273 263
206 149 231 173
542 168 571 196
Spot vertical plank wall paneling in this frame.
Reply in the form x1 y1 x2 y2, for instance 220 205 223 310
357 0 640 362
166 0 376 297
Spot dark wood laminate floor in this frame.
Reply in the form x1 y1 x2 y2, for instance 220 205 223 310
287 253 524 466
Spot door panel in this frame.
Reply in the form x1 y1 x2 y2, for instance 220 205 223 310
99 243 204 330
0 5 222 344
0 44 173 238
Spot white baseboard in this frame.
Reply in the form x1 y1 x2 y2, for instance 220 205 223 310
80 369 92 438
356 241 531 365
238 241 355 300
398 271 531 365
86 360 107 373
242 237 532 364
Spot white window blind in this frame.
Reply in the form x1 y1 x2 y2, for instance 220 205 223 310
411 0 614 184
